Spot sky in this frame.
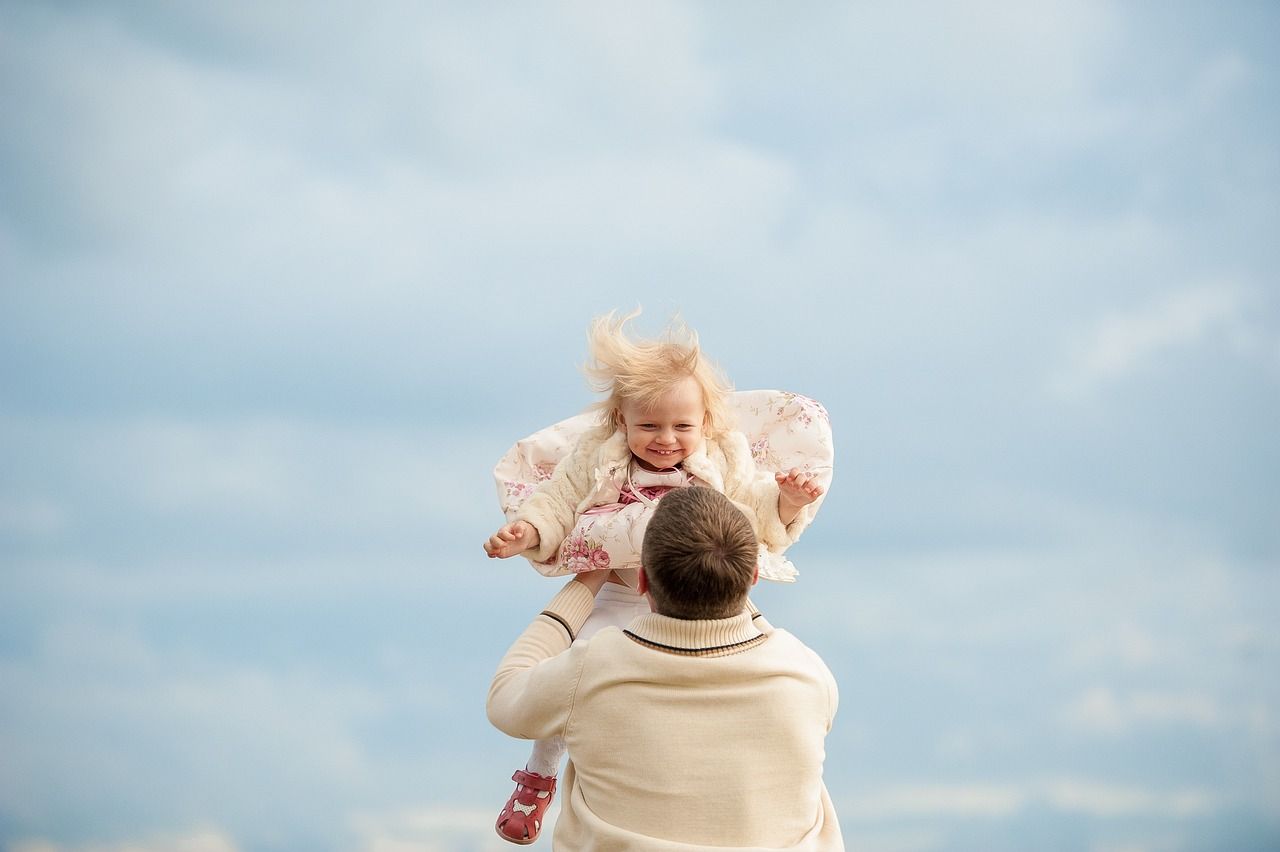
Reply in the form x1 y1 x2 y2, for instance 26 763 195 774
1 1 1278 851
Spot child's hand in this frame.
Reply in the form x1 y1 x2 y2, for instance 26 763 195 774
484 520 541 558
776 468 824 525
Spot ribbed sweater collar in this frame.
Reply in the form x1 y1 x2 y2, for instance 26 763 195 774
624 611 764 655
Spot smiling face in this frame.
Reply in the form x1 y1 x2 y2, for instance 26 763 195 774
618 376 707 471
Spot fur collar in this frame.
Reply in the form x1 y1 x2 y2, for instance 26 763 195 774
594 428 744 493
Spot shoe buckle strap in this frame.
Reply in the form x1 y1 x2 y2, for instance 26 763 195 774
511 769 556 792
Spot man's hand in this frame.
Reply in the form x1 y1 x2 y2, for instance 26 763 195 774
573 568 611 596
484 520 541 558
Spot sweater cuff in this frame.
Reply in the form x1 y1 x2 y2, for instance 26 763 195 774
516 506 564 564
753 480 796 551
783 500 818 541
744 596 775 635
540 578 596 641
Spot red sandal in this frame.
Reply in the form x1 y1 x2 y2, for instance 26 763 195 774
495 768 557 845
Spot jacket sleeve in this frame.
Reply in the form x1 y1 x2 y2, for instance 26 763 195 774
487 580 597 741
515 436 600 563
719 431 802 553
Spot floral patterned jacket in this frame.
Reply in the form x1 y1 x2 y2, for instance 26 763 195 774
515 426 810 568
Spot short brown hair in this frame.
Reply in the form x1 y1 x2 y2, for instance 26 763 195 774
642 487 757 619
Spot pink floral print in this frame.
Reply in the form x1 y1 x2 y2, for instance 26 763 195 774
560 529 611 574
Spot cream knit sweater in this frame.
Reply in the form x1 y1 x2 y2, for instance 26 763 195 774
488 580 844 851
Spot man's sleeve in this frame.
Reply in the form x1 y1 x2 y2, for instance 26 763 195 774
819 653 839 733
486 579 597 741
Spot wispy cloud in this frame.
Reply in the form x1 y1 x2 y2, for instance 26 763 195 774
835 829 945 852
1064 622 1161 670
1050 283 1251 398
844 784 1026 820
349 805 539 852
7 828 239 852
0 496 66 537
1043 779 1218 819
0 412 503 551
1061 686 1223 734
843 778 1220 821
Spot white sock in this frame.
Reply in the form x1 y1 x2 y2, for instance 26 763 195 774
525 738 564 778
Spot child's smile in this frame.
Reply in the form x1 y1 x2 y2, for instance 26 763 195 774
619 376 707 471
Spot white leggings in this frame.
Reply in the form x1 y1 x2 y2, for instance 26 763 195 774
524 582 651 777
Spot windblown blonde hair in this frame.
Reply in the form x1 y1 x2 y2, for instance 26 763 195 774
584 309 733 439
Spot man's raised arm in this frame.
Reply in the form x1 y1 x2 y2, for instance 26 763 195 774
486 573 608 741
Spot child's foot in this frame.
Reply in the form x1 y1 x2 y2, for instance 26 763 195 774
495 769 556 845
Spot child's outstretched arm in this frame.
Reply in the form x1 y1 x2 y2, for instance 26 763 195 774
505 433 604 563
775 468 824 526
484 520 542 559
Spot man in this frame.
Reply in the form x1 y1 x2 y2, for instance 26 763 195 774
487 486 843 850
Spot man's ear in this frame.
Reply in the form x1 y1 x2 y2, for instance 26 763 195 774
751 565 759 587
636 566 649 596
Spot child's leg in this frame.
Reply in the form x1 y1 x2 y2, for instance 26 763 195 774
525 734 566 777
497 583 650 844
579 581 651 640
521 583 649 776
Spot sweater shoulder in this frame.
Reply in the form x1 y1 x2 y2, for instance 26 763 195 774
764 630 833 674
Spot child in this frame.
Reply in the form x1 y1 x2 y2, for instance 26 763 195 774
483 310 824 845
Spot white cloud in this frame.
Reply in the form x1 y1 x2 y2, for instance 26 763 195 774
0 0 733 257
842 778 1220 822
1051 284 1250 398
880 0 1115 107
0 634 388 829
1089 840 1186 852
0 0 796 375
1061 687 1223 734
7 828 240 852
1045 779 1217 818
1065 622 1161 670
1189 52 1251 109
844 784 1026 820
0 496 66 537
836 829 944 852
554 0 719 132
349 805 551 852
778 522 1234 652
0 412 502 540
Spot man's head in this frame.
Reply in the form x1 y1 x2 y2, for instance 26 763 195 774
640 486 758 619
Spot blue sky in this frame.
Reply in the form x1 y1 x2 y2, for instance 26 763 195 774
1 2 1278 851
